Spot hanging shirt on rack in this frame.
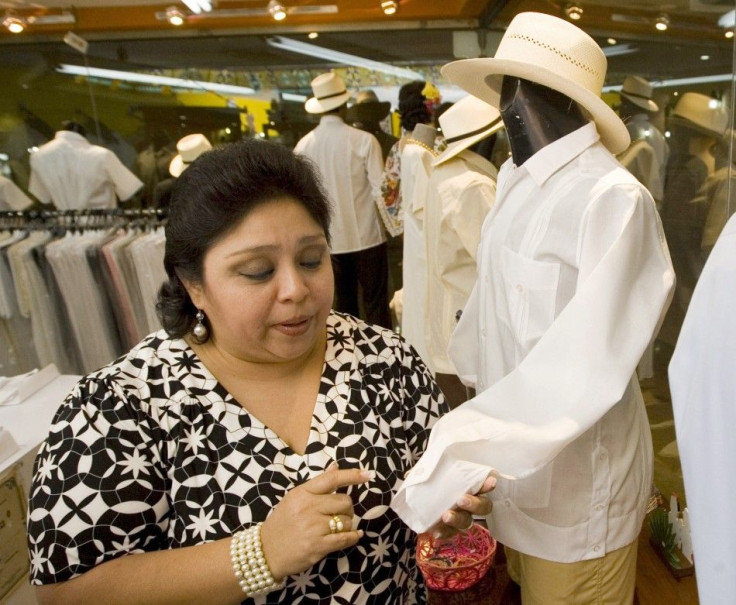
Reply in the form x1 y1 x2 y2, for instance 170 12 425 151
28 131 143 211
0 175 33 211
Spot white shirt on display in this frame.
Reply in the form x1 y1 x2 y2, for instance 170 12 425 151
391 123 675 563
294 115 385 255
424 149 496 375
669 212 736 604
28 130 143 210
0 175 33 211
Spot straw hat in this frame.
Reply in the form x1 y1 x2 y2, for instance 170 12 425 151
304 72 351 114
169 133 212 177
434 95 504 166
620 76 659 113
670 92 728 138
441 11 630 154
346 89 391 123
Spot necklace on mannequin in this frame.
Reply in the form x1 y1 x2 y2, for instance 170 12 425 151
406 138 437 155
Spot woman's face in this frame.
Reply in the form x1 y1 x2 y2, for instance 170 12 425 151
186 196 334 364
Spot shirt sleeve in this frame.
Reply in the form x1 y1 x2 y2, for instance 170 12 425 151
27 375 169 584
103 150 144 202
28 154 52 205
0 176 33 210
391 185 674 532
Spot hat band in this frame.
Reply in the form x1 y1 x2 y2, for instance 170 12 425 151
622 90 652 102
445 117 503 144
316 89 348 101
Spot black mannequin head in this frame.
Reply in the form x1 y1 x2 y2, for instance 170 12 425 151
499 76 590 166
61 120 87 138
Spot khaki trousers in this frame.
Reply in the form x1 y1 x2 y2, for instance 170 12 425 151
505 541 637 605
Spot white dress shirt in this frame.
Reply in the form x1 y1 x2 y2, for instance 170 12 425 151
28 131 142 210
669 213 736 605
391 123 675 563
425 150 496 374
294 115 385 254
0 175 33 211
400 141 435 365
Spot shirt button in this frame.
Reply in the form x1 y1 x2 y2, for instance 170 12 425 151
515 284 523 293
595 504 604 511
593 545 600 552
599 453 607 460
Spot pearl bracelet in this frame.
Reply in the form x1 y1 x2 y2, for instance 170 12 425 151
230 524 285 596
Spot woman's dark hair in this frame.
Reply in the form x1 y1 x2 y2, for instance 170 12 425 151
398 81 431 132
156 138 332 338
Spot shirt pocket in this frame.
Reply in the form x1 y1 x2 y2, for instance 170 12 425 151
500 246 560 351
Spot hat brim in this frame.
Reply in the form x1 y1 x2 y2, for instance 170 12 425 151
668 115 725 139
304 91 351 114
346 101 391 124
442 58 630 155
434 120 505 166
169 155 185 178
621 92 659 113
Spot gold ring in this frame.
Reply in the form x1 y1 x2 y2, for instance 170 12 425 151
329 515 344 534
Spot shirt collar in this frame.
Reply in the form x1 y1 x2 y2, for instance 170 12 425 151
319 114 345 125
523 122 600 187
55 130 89 145
458 149 498 179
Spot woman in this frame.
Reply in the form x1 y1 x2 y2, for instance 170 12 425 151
27 138 492 604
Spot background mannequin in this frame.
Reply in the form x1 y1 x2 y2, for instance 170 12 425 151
395 122 437 364
28 119 142 210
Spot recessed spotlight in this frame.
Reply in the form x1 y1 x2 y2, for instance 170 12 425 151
701 54 710 61
3 14 26 34
308 31 319 39
607 37 617 45
726 30 734 39
268 0 287 21
564 3 583 21
165 6 186 26
381 1 398 16
655 14 669 31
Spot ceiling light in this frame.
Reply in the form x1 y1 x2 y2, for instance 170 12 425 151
166 6 186 26
181 0 211 14
564 3 583 21
56 64 255 97
607 37 617 45
266 35 423 80
268 0 287 21
701 55 710 61
381 1 398 15
3 14 26 34
726 30 734 39
308 31 319 39
655 14 669 31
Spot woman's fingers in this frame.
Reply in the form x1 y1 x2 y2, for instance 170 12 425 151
306 466 374 495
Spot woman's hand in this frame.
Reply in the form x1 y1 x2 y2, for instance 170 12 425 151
260 463 372 580
430 474 497 540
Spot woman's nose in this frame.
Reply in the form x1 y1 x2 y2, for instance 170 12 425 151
277 265 309 301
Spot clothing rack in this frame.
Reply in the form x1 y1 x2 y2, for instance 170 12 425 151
0 208 168 231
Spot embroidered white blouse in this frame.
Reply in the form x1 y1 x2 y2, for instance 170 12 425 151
391 123 675 563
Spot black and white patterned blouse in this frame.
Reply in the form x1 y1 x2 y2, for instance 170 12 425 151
27 312 447 604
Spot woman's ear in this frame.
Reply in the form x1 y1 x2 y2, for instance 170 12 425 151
178 271 204 310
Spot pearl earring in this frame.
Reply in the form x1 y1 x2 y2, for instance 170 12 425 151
192 309 209 344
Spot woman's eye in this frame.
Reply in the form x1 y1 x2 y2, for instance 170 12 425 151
241 268 273 281
301 257 323 269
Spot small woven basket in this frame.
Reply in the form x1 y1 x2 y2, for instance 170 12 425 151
416 523 497 592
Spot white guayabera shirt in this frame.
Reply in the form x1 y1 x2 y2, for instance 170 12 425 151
391 123 675 563
669 213 736 604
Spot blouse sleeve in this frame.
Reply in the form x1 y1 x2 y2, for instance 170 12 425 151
395 335 449 464
27 375 170 585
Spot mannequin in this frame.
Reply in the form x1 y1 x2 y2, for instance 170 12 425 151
392 11 674 604
500 76 588 166
396 122 437 364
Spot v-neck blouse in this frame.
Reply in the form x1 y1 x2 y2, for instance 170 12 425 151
28 312 447 604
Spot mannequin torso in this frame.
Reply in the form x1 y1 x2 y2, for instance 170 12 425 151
500 76 590 166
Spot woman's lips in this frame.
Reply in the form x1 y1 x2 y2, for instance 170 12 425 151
273 315 311 336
